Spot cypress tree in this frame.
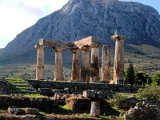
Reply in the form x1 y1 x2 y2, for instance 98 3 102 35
126 63 135 85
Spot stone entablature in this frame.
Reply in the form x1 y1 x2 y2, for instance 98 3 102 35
35 34 125 84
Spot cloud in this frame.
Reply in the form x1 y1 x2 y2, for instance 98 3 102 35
0 0 69 48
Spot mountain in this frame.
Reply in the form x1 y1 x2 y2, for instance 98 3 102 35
0 0 160 64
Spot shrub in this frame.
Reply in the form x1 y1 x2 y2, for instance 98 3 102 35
136 85 160 104
109 93 127 108
135 72 151 85
152 72 160 85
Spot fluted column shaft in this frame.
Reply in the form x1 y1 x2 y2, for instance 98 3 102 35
54 48 63 81
112 34 125 84
90 47 100 83
81 46 90 83
101 45 111 83
35 44 44 80
71 48 80 81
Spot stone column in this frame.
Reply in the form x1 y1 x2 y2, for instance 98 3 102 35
90 46 100 83
112 33 126 84
81 46 90 83
71 48 80 81
90 102 100 117
54 48 63 81
35 44 44 80
101 45 111 83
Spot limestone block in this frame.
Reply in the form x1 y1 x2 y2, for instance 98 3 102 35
66 97 91 113
24 108 39 115
90 102 100 117
83 90 96 99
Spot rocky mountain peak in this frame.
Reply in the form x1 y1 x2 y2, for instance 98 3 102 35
61 0 119 14
0 0 160 64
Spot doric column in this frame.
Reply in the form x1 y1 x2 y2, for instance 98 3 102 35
54 48 63 81
35 44 44 80
90 46 100 83
81 46 90 83
101 45 111 83
112 33 126 84
71 48 80 81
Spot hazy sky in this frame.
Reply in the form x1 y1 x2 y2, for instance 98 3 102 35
0 0 160 48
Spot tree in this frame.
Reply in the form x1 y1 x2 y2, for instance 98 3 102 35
135 72 151 86
152 72 160 85
125 63 135 85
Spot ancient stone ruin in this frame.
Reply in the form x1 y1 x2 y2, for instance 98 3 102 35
35 33 125 84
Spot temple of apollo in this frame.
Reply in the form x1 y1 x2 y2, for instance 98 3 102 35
35 33 126 84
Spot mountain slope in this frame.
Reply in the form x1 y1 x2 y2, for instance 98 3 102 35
1 0 160 64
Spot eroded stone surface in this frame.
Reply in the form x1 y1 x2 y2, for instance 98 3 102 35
90 47 100 83
81 46 90 82
112 34 126 84
54 48 63 81
71 48 80 81
101 45 111 83
90 102 100 117
35 44 44 80
35 35 125 84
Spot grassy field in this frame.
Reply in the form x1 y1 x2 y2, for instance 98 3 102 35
0 64 71 80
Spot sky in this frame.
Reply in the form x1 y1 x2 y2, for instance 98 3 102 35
0 0 160 48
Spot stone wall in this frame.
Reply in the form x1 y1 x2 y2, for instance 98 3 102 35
27 80 140 94
0 95 57 112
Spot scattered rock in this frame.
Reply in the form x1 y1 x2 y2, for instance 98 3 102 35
8 106 25 115
83 90 96 99
119 97 138 110
96 90 112 99
39 88 54 97
64 88 71 94
124 102 160 120
1 115 44 120
66 97 91 113
90 102 100 117
24 108 39 115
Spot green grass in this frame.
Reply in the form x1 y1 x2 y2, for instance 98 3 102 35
60 105 71 111
6 77 38 95
0 109 6 114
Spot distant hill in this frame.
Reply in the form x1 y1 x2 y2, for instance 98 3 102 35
0 0 160 65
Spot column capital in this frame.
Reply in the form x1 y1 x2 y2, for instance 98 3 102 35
35 44 44 49
55 47 63 52
82 45 90 51
70 48 79 54
90 43 101 48
111 34 126 41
